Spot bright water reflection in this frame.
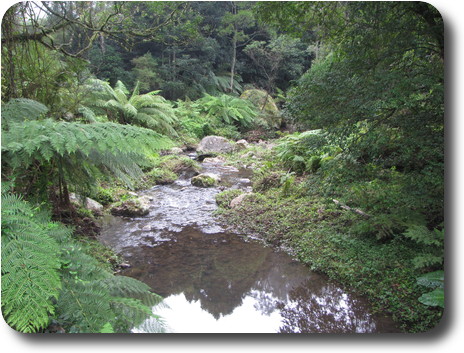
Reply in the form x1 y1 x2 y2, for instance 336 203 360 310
99 160 399 333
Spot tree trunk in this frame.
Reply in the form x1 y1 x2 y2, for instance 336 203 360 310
229 34 237 93
2 6 18 100
229 1 238 93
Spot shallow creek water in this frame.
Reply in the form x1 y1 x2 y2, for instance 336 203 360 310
98 158 400 333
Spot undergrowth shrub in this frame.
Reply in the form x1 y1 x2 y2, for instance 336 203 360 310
275 130 340 174
175 99 214 139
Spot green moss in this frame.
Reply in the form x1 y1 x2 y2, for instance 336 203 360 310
252 171 285 192
93 187 115 205
191 174 218 187
92 185 136 205
157 155 201 175
145 168 177 185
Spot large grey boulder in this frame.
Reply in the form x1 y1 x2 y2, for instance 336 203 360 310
197 136 234 154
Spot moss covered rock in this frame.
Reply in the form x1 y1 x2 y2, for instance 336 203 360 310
240 89 281 128
191 173 220 188
159 155 201 175
110 197 151 217
146 168 178 185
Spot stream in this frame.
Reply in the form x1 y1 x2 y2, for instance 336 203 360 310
98 157 400 333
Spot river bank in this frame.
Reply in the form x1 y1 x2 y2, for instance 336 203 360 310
214 141 443 332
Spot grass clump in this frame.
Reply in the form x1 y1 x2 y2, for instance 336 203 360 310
215 189 243 208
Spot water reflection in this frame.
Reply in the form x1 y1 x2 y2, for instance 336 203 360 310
115 227 398 333
276 280 399 333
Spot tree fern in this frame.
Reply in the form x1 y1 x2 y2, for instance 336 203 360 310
2 117 172 198
83 79 179 136
197 94 257 128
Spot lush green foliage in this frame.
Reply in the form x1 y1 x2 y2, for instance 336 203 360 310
403 225 444 277
1 1 444 334
174 99 215 139
1 98 49 127
416 271 444 308
275 130 339 174
1 190 163 333
265 2 444 239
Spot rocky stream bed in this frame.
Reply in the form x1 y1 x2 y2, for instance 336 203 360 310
97 137 400 333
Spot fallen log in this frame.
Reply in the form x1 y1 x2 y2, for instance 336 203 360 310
332 199 370 219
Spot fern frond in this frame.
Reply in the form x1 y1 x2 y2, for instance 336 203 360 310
78 106 98 123
198 94 257 128
1 190 165 333
82 79 178 136
123 103 138 118
1 192 62 332
131 81 141 99
114 80 129 95
56 277 114 333
102 276 163 308
3 119 172 182
110 297 154 326
1 98 48 128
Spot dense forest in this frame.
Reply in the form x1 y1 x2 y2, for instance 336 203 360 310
1 1 443 333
